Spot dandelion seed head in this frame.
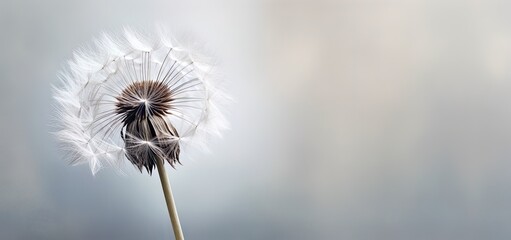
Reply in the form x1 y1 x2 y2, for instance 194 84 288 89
54 27 229 175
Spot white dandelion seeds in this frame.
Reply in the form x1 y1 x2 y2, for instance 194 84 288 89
53 27 229 240
54 28 229 175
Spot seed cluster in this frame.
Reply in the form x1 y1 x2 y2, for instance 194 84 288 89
116 80 181 174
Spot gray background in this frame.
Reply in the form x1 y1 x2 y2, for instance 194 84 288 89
2 0 511 239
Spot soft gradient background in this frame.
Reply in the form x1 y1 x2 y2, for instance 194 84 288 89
2 0 511 239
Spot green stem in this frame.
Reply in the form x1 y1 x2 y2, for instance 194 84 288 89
156 159 184 240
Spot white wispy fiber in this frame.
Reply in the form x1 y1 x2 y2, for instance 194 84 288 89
54 27 229 175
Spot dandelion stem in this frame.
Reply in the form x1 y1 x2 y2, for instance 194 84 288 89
156 159 184 240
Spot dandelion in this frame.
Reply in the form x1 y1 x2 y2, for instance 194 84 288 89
53 27 229 240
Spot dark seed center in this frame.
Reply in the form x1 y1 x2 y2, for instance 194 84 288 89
115 80 180 174
115 80 172 122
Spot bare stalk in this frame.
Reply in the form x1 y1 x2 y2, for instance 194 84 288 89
156 159 184 240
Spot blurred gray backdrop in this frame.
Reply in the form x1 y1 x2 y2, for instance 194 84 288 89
2 0 511 239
